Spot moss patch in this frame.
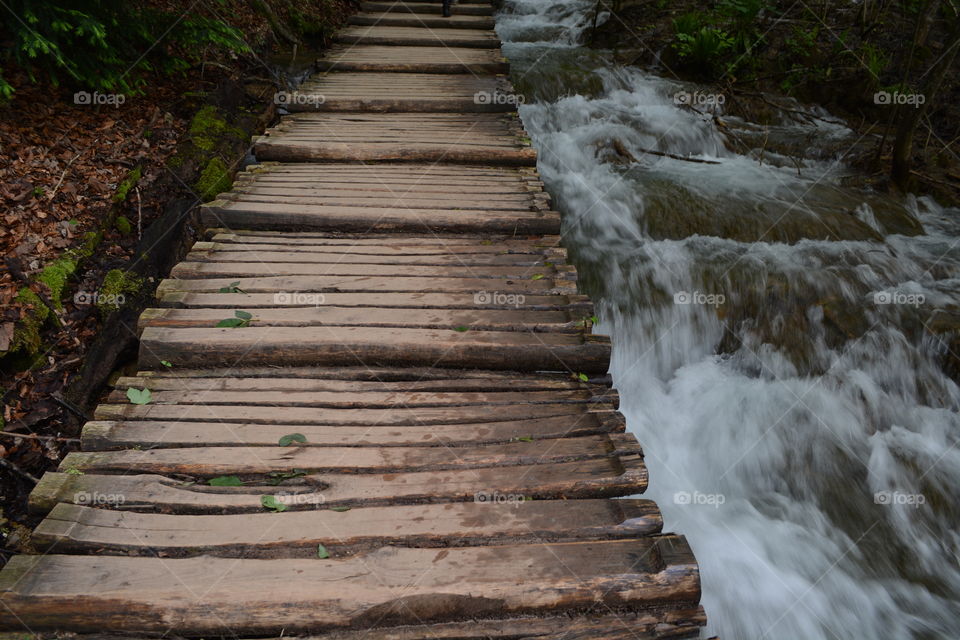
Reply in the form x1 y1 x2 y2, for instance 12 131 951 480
196 156 233 201
113 166 142 203
188 105 245 153
96 269 144 315
35 258 77 309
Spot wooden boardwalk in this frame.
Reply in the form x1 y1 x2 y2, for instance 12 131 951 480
0 1 705 637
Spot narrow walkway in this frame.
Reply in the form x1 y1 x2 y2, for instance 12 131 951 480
0 0 705 636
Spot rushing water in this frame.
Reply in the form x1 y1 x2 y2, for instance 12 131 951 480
495 2 960 638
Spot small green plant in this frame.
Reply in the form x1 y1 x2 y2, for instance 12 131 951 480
260 495 288 512
316 543 330 558
208 475 244 486
216 310 252 327
218 281 244 293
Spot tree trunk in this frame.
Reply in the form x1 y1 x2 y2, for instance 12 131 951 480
891 16 960 189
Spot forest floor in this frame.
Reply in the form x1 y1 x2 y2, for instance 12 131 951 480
0 0 353 562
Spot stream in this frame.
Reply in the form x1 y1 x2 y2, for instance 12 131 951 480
494 0 960 638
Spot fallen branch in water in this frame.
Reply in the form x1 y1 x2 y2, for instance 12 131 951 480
609 138 722 165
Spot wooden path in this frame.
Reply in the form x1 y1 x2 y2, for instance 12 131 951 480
0 0 705 637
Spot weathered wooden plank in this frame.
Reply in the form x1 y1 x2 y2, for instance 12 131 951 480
33 498 661 557
359 1 495 15
29 455 645 514
92 401 615 425
252 141 537 166
137 306 583 333
0 537 699 634
111 374 601 392
80 412 625 450
335 25 501 48
158 292 592 313
202 200 552 232
348 13 496 29
59 434 641 476
155 274 571 295
103 387 610 408
317 45 504 72
130 366 611 384
137 325 610 372
255 610 708 640
192 243 559 260
169 260 562 279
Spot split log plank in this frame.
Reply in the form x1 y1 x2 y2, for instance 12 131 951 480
136 325 611 371
80 413 625 450
33 498 661 556
29 455 647 514
0 537 699 634
59 434 641 476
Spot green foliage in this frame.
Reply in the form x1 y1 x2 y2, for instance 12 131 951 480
0 2 250 97
674 26 736 75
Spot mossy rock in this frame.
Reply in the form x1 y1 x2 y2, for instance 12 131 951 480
96 269 144 315
188 105 245 153
196 157 233 202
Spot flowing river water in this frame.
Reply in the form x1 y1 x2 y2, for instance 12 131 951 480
494 1 960 638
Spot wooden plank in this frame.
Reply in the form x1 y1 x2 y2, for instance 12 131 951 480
348 13 496 29
33 498 661 556
334 26 501 48
110 374 601 392
317 45 505 72
59 434 641 476
129 366 611 384
137 306 583 333
91 402 615 425
193 242 559 258
103 387 611 408
202 200 552 232
80 413 625 450
158 291 592 312
155 274 572 295
168 260 562 279
257 610 707 639
0 537 700 633
137 325 611 372
359 1 495 15
29 455 646 514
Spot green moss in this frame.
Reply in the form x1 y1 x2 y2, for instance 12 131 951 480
113 167 142 203
8 288 48 355
167 154 184 169
195 156 232 201
188 105 244 153
96 269 143 314
115 216 132 234
36 258 77 309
